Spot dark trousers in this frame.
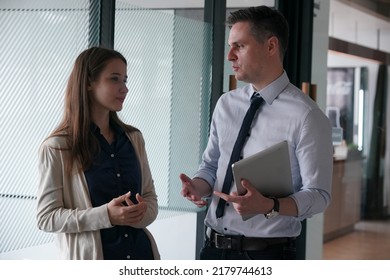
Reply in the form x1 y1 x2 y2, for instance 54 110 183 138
200 238 296 260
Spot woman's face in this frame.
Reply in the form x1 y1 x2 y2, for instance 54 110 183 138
89 58 128 114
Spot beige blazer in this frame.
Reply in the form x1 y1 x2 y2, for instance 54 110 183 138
37 130 160 260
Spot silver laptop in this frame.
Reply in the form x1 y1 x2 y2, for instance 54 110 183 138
232 140 293 219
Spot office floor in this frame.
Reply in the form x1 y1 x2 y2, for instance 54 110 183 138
322 219 390 259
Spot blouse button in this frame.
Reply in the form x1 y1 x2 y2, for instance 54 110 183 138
111 154 115 158
117 173 121 177
127 255 131 259
124 234 128 238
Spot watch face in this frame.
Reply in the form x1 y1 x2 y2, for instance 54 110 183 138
266 210 279 219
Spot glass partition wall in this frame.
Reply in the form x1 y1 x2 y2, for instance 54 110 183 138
0 0 212 260
115 1 212 213
0 0 91 258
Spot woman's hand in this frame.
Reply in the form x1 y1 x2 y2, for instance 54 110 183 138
107 192 147 226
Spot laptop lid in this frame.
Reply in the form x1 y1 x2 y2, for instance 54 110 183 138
232 140 293 198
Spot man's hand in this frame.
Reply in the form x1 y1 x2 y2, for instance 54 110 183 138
213 179 273 216
179 173 209 208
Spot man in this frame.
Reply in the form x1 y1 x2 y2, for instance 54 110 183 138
180 6 333 260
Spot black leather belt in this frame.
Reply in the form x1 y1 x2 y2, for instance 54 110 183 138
208 230 291 251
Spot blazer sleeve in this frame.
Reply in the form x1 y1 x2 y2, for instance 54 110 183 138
36 137 112 233
127 131 158 228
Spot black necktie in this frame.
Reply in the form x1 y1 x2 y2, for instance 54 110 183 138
215 93 264 218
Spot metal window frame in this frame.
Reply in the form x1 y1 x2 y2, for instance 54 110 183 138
89 0 115 48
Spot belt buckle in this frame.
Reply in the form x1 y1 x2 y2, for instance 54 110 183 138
215 233 233 249
211 231 244 250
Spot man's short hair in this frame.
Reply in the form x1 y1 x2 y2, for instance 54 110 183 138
227 6 289 58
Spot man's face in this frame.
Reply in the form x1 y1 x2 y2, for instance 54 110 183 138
227 21 268 87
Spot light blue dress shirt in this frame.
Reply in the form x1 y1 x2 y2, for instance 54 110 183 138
194 71 333 238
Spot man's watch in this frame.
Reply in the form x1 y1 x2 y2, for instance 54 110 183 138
264 197 280 219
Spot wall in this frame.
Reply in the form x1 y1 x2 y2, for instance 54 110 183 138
330 0 390 54
304 0 331 260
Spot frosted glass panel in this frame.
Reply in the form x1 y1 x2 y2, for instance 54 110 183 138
0 0 89 253
115 2 212 212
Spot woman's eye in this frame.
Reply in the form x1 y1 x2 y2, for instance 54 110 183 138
109 76 127 84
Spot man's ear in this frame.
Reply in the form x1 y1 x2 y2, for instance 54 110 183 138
267 36 279 55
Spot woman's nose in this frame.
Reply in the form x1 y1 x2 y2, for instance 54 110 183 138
122 84 128 93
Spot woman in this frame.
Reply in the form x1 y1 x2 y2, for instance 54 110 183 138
37 47 159 260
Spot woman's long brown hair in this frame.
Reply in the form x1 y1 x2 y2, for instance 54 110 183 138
49 47 137 174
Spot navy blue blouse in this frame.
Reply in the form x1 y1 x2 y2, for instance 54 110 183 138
84 122 153 260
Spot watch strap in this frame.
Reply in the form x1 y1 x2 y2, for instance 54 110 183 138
271 197 279 212
264 197 279 219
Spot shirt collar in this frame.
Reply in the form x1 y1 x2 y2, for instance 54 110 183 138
250 71 289 105
111 121 125 135
90 120 125 136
